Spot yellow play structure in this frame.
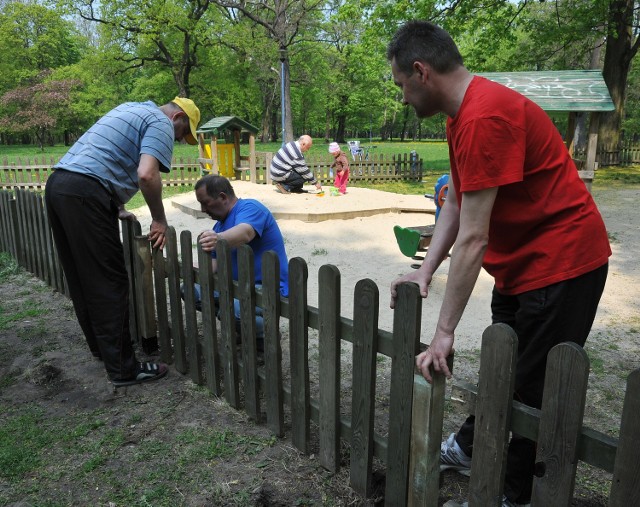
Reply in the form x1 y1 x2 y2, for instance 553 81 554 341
196 116 260 182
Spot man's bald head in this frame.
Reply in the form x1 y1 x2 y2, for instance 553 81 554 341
298 135 313 152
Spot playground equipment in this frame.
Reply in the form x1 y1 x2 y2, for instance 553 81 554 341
394 174 449 268
196 116 259 182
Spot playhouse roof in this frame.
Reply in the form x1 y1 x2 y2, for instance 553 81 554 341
479 70 614 112
197 116 259 135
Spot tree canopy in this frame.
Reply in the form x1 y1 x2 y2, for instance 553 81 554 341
1 0 639 148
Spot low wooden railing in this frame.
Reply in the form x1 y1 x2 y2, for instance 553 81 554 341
0 152 424 190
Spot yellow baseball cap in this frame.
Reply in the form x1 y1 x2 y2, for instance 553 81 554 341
171 96 200 145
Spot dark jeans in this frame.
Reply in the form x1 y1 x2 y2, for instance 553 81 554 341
183 283 265 341
45 170 137 380
455 263 608 504
279 171 306 192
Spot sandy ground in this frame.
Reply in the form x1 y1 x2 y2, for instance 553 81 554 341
130 180 639 353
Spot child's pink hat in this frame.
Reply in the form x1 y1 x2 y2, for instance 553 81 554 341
328 142 340 153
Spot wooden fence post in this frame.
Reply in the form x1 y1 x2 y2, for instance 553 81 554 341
181 230 203 384
608 368 640 505
467 323 518 506
237 245 258 415
121 220 140 346
531 342 589 505
408 361 450 507
386 282 422 506
262 250 284 437
265 152 273 185
133 233 158 354
165 227 187 373
200 243 222 396
152 245 172 364
318 264 342 472
289 256 310 454
350 278 379 497
217 239 241 408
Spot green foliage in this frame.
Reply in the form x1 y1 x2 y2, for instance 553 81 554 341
0 253 20 282
0 3 82 94
0 71 82 149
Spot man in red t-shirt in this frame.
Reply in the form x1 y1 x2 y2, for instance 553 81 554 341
387 21 610 506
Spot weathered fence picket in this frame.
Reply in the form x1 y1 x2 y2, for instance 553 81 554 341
531 342 589 505
1 187 640 506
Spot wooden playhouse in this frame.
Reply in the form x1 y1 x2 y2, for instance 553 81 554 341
196 116 260 183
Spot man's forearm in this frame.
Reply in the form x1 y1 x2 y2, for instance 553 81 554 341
139 170 166 222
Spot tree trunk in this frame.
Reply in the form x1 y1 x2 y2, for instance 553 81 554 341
283 57 293 141
325 109 331 141
336 113 346 143
599 0 637 147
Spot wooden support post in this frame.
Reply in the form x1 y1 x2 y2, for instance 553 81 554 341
200 243 222 395
565 111 577 156
318 264 341 472
233 129 241 169
409 366 449 507
386 282 422 506
237 246 258 414
467 324 518 506
262 251 284 436
217 239 240 408
152 246 172 364
532 342 590 505
181 230 203 384
350 279 379 497
249 134 257 183
289 257 310 454
121 220 140 346
165 226 187 373
581 112 600 192
609 368 640 505
265 152 273 185
133 233 158 354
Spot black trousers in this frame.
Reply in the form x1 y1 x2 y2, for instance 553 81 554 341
45 170 136 380
280 171 306 191
455 262 608 503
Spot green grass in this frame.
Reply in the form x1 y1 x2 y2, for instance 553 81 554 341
0 407 56 481
0 253 20 282
592 164 640 187
0 299 48 330
0 400 277 506
1 139 450 170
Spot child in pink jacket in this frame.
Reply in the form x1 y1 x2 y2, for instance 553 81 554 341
329 142 349 194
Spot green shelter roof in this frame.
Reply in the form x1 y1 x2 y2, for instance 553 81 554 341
478 70 615 112
197 116 259 135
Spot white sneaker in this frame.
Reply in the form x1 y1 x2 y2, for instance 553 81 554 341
440 432 472 476
462 496 530 507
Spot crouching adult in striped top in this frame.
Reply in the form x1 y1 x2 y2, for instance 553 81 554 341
269 134 323 194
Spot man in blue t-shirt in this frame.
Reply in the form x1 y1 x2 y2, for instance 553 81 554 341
192 175 289 351
45 97 200 387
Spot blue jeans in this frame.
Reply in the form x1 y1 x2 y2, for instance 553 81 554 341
186 283 265 340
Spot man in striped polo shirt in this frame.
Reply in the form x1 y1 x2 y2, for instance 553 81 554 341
45 97 200 387
269 134 323 194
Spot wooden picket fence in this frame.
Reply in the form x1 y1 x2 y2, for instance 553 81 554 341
0 152 423 190
0 187 638 505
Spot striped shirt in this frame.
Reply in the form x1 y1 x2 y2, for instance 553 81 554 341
54 101 174 205
269 141 317 185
